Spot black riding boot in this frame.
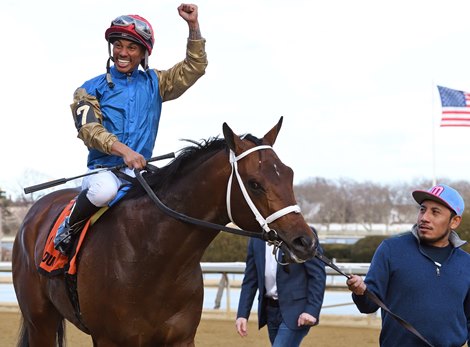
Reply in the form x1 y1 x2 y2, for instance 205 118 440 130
54 189 100 256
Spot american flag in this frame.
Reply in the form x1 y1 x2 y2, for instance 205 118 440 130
437 85 470 127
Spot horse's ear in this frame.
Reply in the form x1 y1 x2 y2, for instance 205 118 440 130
223 122 250 153
263 116 283 146
223 122 237 151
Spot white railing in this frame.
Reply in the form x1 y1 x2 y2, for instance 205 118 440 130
0 262 11 272
201 261 369 276
200 262 369 312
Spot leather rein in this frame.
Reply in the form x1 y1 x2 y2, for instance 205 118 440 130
133 144 304 249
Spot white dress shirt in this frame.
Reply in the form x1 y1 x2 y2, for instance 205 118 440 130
264 243 278 300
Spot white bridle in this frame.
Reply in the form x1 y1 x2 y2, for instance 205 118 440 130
226 145 301 233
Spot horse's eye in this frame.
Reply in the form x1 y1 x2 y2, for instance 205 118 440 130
248 180 263 192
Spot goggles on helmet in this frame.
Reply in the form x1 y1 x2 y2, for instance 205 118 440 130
111 15 153 41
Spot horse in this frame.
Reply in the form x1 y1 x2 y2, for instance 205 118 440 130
12 117 318 346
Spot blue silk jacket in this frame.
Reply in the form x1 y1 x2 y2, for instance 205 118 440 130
72 39 208 169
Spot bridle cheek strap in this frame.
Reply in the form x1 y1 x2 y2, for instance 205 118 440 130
226 146 301 233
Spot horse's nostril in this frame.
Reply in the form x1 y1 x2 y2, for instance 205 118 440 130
293 235 315 250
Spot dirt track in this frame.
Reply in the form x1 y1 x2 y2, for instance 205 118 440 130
0 308 380 346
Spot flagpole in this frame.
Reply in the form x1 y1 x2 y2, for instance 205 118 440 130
432 81 437 186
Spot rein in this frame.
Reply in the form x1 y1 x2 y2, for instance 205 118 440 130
134 169 270 241
134 144 303 246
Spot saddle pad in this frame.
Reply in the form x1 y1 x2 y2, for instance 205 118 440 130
38 185 131 277
38 199 92 276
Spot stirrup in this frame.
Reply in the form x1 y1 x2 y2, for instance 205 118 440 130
54 217 74 255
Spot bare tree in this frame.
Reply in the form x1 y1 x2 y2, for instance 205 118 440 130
294 178 426 227
348 182 393 231
295 177 357 227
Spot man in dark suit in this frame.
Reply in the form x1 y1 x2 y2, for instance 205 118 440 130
235 229 326 346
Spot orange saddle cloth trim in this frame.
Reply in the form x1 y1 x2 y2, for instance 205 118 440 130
38 199 92 276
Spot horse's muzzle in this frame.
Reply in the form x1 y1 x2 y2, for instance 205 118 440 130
281 235 317 263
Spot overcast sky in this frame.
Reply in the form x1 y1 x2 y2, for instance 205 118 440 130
3 0 470 197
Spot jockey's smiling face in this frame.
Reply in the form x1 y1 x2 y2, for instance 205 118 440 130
112 39 145 74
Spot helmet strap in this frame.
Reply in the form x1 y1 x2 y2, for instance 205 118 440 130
106 42 115 88
141 50 149 71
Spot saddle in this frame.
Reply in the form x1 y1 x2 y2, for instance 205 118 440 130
38 185 131 277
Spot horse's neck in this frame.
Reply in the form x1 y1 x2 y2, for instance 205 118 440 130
166 150 231 226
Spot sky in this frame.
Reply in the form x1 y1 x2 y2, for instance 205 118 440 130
3 0 470 198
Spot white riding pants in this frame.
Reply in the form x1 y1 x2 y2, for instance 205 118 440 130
81 167 135 207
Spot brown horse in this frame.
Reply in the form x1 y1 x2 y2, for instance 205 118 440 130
12 117 317 346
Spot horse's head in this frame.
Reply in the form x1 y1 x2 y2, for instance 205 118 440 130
222 116 318 263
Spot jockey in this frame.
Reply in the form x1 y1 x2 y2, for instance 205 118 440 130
54 4 208 255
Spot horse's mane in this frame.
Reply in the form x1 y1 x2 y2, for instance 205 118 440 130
124 133 262 199
153 136 227 186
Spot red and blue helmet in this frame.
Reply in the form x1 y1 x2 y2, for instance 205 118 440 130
105 15 155 55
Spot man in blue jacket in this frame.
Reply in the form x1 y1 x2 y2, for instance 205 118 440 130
347 183 470 347
53 4 207 255
235 227 326 347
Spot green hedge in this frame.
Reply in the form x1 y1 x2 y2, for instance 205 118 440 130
350 235 388 262
204 233 392 263
202 232 248 262
455 209 470 253
322 243 351 262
